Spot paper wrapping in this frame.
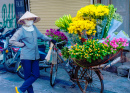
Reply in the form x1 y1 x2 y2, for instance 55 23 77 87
45 42 54 62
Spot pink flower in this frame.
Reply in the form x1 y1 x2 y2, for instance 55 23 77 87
113 37 116 40
116 39 120 42
106 35 111 39
124 39 127 42
126 43 129 46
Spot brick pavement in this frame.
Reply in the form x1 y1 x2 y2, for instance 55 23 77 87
0 65 130 93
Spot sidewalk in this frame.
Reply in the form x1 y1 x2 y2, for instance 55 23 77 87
0 65 130 93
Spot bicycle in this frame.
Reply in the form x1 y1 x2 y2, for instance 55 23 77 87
50 41 122 93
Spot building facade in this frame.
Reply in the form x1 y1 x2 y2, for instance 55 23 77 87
0 0 129 35
0 0 16 31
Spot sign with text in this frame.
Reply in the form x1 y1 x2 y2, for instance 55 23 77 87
14 0 25 27
0 0 16 30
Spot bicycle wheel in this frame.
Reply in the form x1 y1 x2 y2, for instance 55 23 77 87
16 60 24 79
75 66 104 93
50 63 58 86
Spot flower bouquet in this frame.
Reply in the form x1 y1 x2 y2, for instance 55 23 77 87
102 35 129 61
61 35 129 68
57 4 126 68
45 28 68 49
55 14 72 32
75 4 111 39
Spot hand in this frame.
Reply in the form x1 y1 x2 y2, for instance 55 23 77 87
22 43 26 48
51 39 57 45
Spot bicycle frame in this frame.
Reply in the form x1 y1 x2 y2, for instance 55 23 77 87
53 43 77 81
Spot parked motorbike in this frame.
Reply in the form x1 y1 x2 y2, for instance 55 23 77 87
0 28 17 72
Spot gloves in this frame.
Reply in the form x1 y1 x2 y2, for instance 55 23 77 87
51 39 57 45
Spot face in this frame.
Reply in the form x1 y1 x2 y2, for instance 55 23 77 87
24 18 34 26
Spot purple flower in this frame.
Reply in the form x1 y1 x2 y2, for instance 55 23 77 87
45 28 68 42
46 30 49 32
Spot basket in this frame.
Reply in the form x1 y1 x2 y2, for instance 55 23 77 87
73 49 122 68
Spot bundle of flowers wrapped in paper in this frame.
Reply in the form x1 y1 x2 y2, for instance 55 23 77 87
55 14 72 32
45 28 68 49
45 28 68 42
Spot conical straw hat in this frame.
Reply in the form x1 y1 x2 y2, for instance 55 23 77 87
17 11 41 24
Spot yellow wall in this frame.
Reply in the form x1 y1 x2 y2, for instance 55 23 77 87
30 0 91 33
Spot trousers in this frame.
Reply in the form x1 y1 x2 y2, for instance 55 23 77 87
19 60 40 93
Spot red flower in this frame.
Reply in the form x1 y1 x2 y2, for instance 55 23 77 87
81 38 87 43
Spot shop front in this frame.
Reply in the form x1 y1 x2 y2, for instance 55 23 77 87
29 0 92 33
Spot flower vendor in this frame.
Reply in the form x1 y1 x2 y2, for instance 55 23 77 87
9 11 56 93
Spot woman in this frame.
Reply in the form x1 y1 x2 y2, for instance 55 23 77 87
9 11 56 93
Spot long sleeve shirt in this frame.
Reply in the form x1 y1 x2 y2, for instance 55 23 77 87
9 25 51 60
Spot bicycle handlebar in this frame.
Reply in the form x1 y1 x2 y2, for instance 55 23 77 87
55 41 67 45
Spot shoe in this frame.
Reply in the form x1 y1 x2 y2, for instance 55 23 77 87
15 87 22 93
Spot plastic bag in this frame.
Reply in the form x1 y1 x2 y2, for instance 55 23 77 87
45 42 54 62
51 49 57 64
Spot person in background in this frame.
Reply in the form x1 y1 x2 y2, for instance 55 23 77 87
9 11 56 93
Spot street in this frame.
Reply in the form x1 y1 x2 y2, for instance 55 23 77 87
0 64 130 93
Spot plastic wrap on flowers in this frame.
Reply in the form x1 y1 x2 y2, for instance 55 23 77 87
63 32 82 45
95 18 107 39
73 49 122 68
63 32 73 45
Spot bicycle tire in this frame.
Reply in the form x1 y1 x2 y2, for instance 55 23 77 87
75 66 104 93
16 60 24 79
50 63 58 86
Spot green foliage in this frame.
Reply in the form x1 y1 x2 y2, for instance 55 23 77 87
55 14 72 32
113 13 123 22
68 39 109 63
122 31 129 38
61 47 70 59
103 4 116 38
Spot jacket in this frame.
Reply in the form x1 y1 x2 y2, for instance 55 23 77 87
9 25 51 60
